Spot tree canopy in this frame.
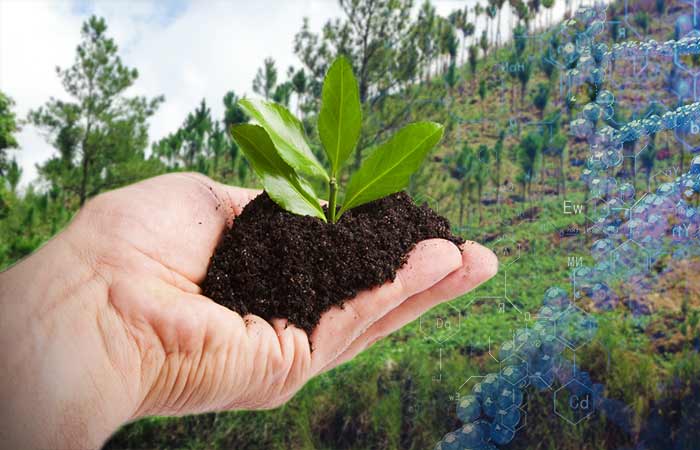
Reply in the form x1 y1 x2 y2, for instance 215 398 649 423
0 91 20 176
28 16 164 205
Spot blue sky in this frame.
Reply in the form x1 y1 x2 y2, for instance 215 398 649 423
71 0 189 23
0 0 568 189
0 0 343 187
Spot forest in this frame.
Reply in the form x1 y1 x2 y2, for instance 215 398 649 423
2 0 700 448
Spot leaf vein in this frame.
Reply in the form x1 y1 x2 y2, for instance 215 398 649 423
343 127 439 208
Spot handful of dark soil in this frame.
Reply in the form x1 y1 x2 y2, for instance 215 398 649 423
202 191 463 335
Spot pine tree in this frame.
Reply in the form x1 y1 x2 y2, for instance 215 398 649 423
29 16 164 205
253 57 278 100
0 92 20 176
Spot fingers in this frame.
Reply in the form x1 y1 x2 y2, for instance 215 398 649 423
174 172 261 219
320 241 498 372
309 239 462 375
267 319 312 396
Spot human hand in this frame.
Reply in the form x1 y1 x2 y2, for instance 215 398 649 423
0 173 497 450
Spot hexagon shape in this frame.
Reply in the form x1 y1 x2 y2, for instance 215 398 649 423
465 291 521 315
652 166 681 189
571 265 599 301
500 354 529 388
488 236 522 267
605 197 630 223
673 31 700 76
674 117 700 154
590 238 615 261
515 401 528 432
528 111 563 144
494 405 522 433
554 379 596 425
549 19 588 69
510 327 542 362
476 373 503 418
529 352 559 391
503 269 536 316
554 305 598 351
589 175 618 199
541 285 571 310
490 421 516 446
584 195 610 225
630 193 651 221
419 301 462 344
609 239 650 277
586 281 621 312
496 381 525 411
456 394 481 423
540 34 570 71
622 0 653 40
464 295 526 362
670 72 697 103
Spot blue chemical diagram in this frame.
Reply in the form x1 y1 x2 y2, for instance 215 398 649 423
428 2 700 449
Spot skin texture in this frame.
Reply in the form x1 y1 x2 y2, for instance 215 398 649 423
0 173 498 450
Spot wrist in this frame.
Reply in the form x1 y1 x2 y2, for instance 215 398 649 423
0 226 136 449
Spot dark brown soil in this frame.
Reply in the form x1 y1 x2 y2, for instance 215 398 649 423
201 191 463 335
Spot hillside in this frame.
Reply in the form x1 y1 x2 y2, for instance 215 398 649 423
2 0 700 449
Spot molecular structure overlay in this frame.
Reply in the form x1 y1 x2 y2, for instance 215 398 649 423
429 3 700 449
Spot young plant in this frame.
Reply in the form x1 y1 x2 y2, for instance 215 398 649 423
230 56 444 223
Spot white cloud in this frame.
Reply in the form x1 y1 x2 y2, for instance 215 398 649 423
0 0 342 188
1 0 574 189
0 0 82 189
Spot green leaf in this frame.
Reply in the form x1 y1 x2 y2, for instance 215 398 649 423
231 124 326 221
318 56 362 175
339 122 444 216
239 98 329 182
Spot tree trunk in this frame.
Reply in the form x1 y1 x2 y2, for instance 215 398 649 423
466 189 472 226
79 122 92 206
611 56 616 80
459 181 466 229
478 184 483 225
632 147 637 192
680 144 685 174
560 153 566 196
495 161 501 207
482 100 485 131
540 153 545 199
497 9 502 47
79 153 90 206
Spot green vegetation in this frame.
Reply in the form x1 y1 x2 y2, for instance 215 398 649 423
0 92 20 177
234 56 443 223
2 0 700 448
28 16 164 207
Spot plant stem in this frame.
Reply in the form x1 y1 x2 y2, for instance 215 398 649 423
328 177 338 223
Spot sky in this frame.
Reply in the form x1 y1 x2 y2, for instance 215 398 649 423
0 0 572 188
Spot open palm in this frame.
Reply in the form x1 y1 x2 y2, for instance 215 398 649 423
65 172 497 422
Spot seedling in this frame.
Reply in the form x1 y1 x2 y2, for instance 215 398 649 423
230 56 444 223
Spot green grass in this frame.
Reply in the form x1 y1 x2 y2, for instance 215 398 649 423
5 0 700 448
